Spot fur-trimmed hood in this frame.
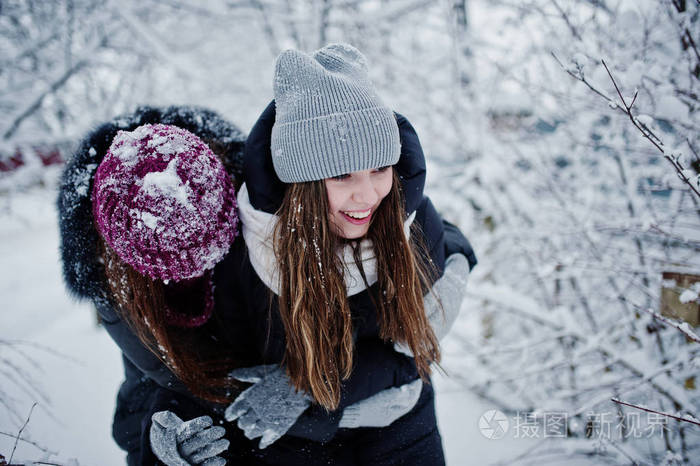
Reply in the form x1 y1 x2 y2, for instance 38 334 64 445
57 105 246 307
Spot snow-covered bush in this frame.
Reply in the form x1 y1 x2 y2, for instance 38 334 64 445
435 0 700 463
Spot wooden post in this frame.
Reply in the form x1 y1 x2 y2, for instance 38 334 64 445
661 272 700 326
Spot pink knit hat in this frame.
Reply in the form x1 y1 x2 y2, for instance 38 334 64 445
92 124 238 282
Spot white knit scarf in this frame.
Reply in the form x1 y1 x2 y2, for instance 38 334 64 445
237 183 415 297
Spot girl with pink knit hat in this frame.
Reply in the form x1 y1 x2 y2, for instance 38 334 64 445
59 106 260 464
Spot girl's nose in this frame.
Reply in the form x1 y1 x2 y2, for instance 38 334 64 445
351 175 379 205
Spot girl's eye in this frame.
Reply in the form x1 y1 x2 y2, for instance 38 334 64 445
373 166 390 173
331 173 350 181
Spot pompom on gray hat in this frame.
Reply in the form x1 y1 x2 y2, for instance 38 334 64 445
271 43 401 183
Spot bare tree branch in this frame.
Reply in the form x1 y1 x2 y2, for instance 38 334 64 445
611 398 700 427
0 430 55 456
2 60 87 140
8 402 37 464
549 0 583 41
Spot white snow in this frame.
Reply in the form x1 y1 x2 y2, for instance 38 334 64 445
0 187 124 465
3 1 700 463
636 114 653 127
110 131 140 164
678 284 699 304
141 158 195 211
140 211 160 230
655 94 689 122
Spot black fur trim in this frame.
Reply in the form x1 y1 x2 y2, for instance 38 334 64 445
57 105 246 305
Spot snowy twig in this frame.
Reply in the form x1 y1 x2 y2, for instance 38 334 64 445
572 350 697 417
18 462 67 466
550 52 611 101
597 435 651 465
670 0 700 78
8 402 37 464
601 60 659 146
489 437 549 466
0 338 83 365
641 308 700 344
552 52 700 198
600 59 700 198
247 0 281 57
470 284 697 410
611 398 700 427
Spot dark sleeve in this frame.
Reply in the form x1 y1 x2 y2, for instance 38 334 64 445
414 196 446 274
416 195 477 272
96 302 189 395
443 220 477 270
112 357 197 465
114 357 254 465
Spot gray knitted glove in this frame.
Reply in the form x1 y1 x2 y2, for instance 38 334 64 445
339 378 423 428
395 253 470 356
224 364 311 449
150 411 229 466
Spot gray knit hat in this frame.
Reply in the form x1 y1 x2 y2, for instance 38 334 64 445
271 43 400 183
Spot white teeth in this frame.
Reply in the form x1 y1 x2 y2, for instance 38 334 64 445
344 209 371 219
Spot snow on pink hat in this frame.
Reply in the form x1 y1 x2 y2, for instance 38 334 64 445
92 124 238 282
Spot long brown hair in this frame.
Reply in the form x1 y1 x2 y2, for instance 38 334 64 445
273 169 440 410
97 134 244 404
100 239 241 403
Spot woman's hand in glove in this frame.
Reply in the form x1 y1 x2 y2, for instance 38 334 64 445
150 411 229 466
225 364 311 449
338 378 423 428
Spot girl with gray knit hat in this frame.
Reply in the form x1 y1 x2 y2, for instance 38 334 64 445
215 43 477 465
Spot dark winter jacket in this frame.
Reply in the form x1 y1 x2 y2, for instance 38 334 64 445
217 101 477 443
57 105 257 464
57 103 477 462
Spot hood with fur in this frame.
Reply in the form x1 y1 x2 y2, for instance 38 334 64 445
57 105 246 307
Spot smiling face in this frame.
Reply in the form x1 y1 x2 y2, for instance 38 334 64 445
323 167 394 239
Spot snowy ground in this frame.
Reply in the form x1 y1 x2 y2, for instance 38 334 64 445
0 180 535 465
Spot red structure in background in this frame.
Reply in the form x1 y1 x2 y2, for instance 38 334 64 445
0 145 65 172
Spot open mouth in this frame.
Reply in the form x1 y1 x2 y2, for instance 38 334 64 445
341 209 372 225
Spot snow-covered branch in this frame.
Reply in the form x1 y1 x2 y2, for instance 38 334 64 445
552 50 700 198
641 307 700 344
